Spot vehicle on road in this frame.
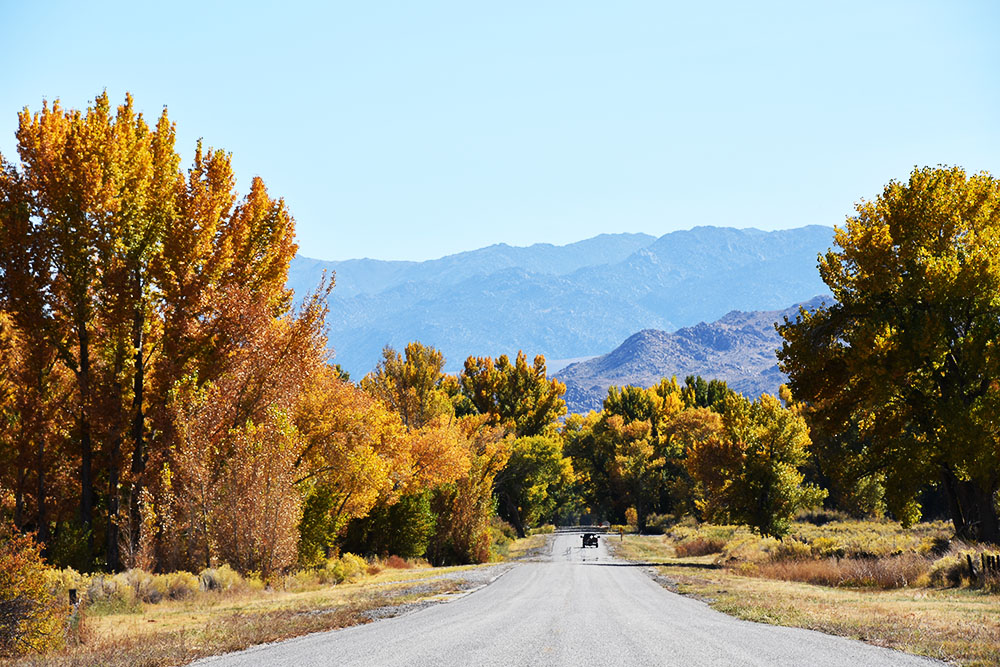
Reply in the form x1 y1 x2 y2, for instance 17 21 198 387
581 533 599 548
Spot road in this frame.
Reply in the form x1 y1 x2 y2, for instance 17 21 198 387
197 532 940 666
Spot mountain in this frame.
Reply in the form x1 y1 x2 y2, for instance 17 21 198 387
287 226 835 377
554 296 831 414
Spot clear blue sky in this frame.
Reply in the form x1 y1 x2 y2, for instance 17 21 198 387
2 1 997 261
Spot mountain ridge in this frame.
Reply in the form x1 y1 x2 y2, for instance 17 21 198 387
287 226 835 376
555 296 831 414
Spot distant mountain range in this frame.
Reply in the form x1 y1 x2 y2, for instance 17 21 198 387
554 296 830 414
287 226 835 377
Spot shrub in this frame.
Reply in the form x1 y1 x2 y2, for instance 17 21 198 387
926 553 966 588
772 539 812 561
528 524 556 535
675 537 726 558
120 569 161 604
155 571 199 600
384 555 413 569
199 564 244 592
84 574 140 614
0 524 68 656
318 553 368 585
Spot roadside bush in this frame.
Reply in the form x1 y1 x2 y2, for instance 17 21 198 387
384 555 414 569
84 574 140 614
0 524 68 656
120 569 161 604
528 524 555 535
318 553 368 585
199 564 244 592
156 571 199 600
926 553 966 588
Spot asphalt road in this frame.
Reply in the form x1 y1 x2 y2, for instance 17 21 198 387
196 532 941 667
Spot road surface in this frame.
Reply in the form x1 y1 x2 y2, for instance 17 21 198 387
197 532 940 666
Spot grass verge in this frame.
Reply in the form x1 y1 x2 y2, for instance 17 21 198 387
4 563 492 667
614 535 1000 667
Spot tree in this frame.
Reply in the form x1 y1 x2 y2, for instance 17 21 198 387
426 417 512 565
362 343 453 431
460 351 566 437
686 393 826 538
493 435 572 537
158 285 326 573
778 166 1000 543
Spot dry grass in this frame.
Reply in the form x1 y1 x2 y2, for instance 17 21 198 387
616 534 1000 666
675 537 726 558
746 553 930 589
2 563 484 667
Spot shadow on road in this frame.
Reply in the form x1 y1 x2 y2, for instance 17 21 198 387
586 560 721 570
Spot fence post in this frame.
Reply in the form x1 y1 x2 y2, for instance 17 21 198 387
967 553 977 581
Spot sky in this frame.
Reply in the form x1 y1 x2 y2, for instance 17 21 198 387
1 1 998 261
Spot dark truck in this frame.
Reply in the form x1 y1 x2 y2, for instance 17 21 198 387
581 533 599 548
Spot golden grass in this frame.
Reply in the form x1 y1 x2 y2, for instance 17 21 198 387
615 534 1000 666
3 564 485 667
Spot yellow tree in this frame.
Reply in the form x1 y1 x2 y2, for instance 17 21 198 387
460 351 566 437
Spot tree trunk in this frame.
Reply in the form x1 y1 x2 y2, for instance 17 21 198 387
941 467 1000 545
13 465 25 529
36 437 48 550
106 432 121 571
128 291 146 556
77 322 95 560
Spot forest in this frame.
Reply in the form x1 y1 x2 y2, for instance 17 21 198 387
2 93 1000 657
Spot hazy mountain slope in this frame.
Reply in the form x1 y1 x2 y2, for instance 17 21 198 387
555 296 831 414
287 226 834 377
290 232 656 298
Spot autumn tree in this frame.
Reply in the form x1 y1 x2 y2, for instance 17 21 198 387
427 418 512 564
160 286 325 574
778 166 1000 543
362 343 453 431
460 351 566 437
293 364 408 565
686 393 825 538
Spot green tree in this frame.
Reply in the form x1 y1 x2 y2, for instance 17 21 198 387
493 435 571 537
778 166 1000 543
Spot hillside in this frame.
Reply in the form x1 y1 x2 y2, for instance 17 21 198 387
555 296 830 414
287 226 834 376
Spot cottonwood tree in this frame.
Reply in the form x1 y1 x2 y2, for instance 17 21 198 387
685 392 825 538
460 351 566 437
778 166 1000 543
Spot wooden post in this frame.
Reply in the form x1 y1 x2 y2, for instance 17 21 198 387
967 553 977 581
68 588 78 606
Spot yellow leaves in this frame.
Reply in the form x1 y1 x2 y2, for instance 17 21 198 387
459 350 566 437
406 417 472 492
